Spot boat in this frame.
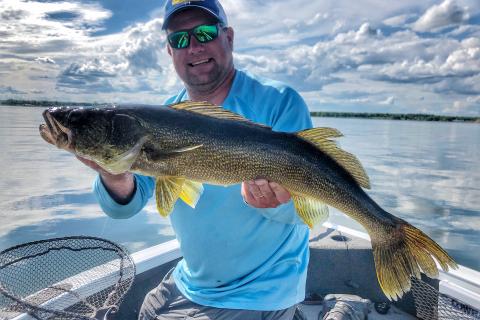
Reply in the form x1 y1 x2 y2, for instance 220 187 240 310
1 221 480 320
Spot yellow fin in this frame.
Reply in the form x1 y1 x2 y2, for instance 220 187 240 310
169 101 270 128
155 177 204 217
291 194 329 228
155 177 185 217
297 128 370 189
371 221 458 301
179 180 204 208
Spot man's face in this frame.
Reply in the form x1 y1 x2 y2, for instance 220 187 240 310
166 9 234 93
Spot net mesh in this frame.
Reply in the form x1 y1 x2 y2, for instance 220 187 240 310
0 236 135 320
412 276 480 320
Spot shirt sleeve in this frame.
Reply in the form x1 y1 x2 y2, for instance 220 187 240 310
255 87 313 225
271 87 313 133
93 173 155 219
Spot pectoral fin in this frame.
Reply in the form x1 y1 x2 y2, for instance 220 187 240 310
144 143 203 162
81 135 149 175
155 177 204 217
291 194 329 228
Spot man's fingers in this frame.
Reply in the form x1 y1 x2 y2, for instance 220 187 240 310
253 179 275 199
242 180 289 208
242 182 267 208
245 180 281 207
269 182 291 204
247 180 265 200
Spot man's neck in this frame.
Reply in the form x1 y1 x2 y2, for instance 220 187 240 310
186 68 236 105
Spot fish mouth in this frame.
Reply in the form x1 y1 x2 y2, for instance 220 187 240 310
39 109 74 151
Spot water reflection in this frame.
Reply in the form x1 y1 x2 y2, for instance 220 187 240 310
315 118 480 270
0 106 175 254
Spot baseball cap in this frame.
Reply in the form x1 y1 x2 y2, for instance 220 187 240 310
162 0 228 30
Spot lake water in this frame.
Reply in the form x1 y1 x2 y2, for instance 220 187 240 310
1 106 479 271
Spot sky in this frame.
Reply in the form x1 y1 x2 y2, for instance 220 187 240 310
0 0 479 116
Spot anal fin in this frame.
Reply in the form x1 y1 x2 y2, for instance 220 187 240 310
291 194 329 228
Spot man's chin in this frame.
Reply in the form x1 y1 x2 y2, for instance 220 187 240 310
186 74 221 92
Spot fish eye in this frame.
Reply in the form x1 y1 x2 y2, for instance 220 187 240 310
67 109 88 126
67 110 80 123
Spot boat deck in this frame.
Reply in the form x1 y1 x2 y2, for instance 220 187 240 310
113 225 424 319
298 302 417 319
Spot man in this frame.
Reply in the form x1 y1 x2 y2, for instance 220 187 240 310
81 1 313 319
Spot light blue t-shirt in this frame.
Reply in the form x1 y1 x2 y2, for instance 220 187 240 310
94 69 313 311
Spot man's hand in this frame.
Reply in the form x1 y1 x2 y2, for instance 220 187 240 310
76 156 135 204
241 179 291 208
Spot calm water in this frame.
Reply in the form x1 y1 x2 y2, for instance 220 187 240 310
1 106 479 271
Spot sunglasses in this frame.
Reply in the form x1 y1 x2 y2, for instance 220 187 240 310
167 24 221 49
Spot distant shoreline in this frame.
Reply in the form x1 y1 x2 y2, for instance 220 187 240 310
1 99 479 123
310 111 480 123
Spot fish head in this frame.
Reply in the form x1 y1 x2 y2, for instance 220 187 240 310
40 106 148 174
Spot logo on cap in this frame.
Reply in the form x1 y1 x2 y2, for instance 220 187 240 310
172 0 204 5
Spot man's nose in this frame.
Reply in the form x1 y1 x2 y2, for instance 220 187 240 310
188 36 205 54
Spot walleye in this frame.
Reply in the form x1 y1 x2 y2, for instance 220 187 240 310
39 101 457 300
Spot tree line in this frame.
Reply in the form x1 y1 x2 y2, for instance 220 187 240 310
0 99 92 106
310 111 479 123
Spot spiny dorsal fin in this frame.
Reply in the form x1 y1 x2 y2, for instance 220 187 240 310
170 101 270 128
297 127 371 189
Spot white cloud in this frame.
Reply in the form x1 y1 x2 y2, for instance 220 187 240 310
117 18 166 75
56 59 116 93
236 21 480 94
413 0 470 32
0 0 112 46
1 0 479 114
383 14 416 27
380 96 396 105
35 57 56 64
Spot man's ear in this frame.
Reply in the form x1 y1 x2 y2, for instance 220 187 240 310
166 42 172 56
226 27 234 50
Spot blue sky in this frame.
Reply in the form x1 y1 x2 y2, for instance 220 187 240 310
0 0 479 115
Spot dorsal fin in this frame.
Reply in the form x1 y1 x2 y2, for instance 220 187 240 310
169 101 270 128
297 127 371 189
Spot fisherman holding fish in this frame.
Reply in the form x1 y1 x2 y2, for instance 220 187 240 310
40 0 458 316
79 1 313 319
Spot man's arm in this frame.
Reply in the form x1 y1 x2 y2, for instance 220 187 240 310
77 156 135 204
78 156 155 219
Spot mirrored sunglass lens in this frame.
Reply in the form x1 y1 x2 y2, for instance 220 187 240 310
193 25 218 43
169 32 189 49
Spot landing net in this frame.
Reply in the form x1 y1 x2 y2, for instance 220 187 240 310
412 276 480 320
0 236 135 320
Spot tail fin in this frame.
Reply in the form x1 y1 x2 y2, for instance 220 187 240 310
371 220 458 301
